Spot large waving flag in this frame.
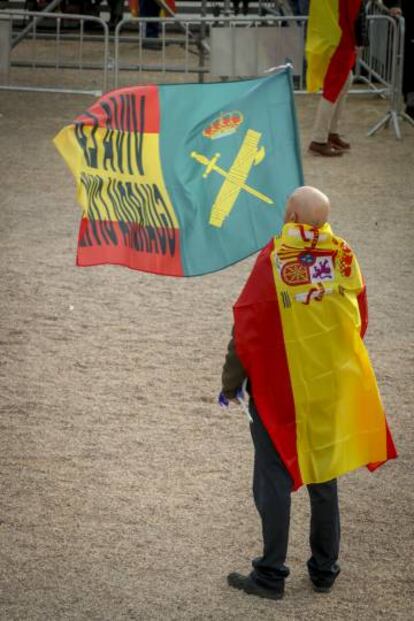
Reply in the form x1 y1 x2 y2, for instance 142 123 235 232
234 223 397 489
54 68 303 277
306 0 361 102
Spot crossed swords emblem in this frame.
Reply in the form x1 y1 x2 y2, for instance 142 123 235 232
191 129 274 228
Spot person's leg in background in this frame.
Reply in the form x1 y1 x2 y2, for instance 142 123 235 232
309 97 342 156
233 0 240 15
289 0 299 14
107 0 124 30
289 0 309 15
307 479 341 592
139 0 160 39
309 70 353 156
328 70 354 149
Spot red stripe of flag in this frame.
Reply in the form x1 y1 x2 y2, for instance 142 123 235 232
323 0 362 103
234 241 303 490
76 219 183 276
75 85 160 133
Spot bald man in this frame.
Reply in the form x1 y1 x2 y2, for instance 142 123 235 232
220 186 395 601
284 185 330 226
222 187 339 600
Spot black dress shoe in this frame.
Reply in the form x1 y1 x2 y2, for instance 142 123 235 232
227 572 284 600
310 578 335 593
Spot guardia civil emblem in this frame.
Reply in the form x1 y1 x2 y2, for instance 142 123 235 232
191 112 274 228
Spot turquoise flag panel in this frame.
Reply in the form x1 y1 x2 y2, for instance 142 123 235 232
159 68 304 276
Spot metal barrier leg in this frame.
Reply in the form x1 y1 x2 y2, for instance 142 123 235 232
401 111 414 127
367 108 414 139
367 70 414 139
367 111 393 137
390 110 401 140
0 17 11 82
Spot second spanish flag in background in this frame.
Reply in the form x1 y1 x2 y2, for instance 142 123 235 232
306 0 362 102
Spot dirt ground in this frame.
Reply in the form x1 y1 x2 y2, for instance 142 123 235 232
1 72 414 621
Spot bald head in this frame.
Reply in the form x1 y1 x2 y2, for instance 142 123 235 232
284 186 331 227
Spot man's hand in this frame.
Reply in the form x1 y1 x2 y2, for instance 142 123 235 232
218 384 252 423
218 391 240 408
389 7 402 17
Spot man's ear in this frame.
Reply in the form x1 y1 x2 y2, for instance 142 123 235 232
285 211 297 223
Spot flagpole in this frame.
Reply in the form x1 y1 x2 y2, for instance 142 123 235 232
237 380 253 424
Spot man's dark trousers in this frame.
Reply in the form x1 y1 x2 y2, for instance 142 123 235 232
248 400 341 590
140 0 160 38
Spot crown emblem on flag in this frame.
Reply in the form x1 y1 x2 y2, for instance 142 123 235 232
203 111 244 140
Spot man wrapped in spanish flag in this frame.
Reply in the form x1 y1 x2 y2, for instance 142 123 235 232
221 186 397 600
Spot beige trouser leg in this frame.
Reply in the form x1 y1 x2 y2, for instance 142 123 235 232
311 71 353 143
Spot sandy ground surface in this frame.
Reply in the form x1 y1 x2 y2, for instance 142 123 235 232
1 60 414 621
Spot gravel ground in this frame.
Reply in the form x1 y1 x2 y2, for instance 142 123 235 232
0 75 413 620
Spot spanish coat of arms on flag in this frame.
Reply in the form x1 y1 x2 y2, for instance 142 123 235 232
54 67 303 276
233 223 397 489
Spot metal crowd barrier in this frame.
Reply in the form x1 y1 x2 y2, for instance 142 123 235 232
363 13 410 138
113 14 399 91
113 16 206 87
356 14 398 95
113 13 407 138
0 10 109 95
358 1 412 138
113 15 308 89
0 8 409 138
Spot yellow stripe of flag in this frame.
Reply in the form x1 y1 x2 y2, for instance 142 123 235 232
306 0 342 93
271 226 387 484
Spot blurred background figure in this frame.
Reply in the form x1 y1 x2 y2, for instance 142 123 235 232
289 0 309 15
232 0 249 15
140 0 160 39
138 0 175 44
107 0 124 29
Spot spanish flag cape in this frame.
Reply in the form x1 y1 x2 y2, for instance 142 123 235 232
306 0 361 102
233 222 397 490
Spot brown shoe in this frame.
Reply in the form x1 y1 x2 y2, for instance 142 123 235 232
308 141 343 157
328 133 351 150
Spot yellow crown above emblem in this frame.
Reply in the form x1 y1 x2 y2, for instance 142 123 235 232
203 111 244 140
